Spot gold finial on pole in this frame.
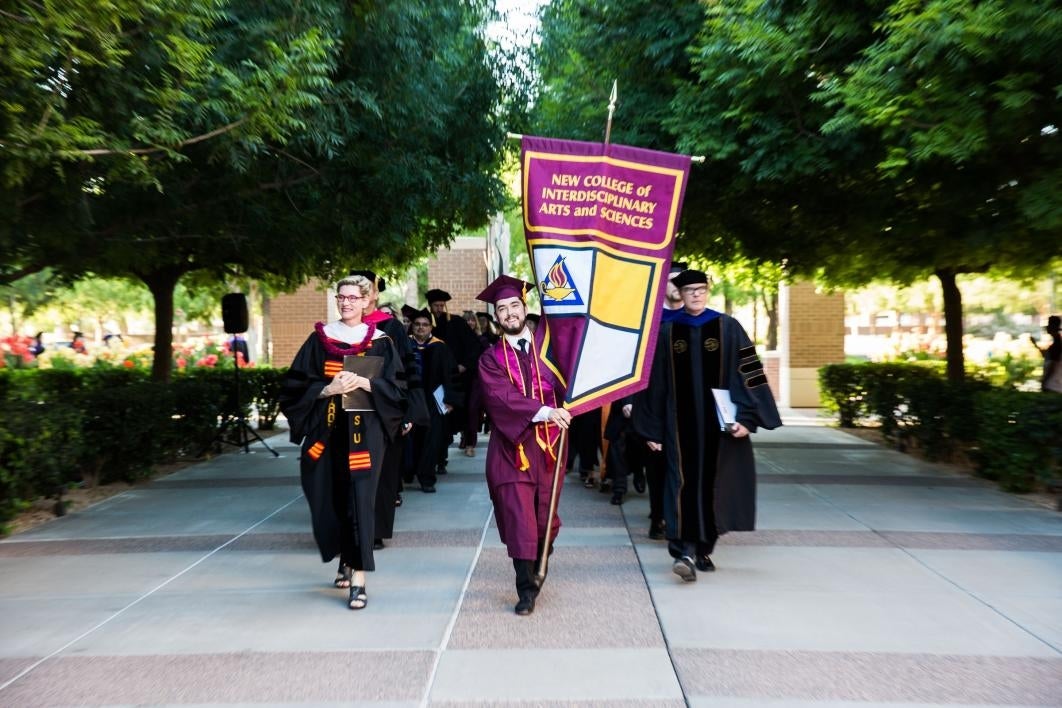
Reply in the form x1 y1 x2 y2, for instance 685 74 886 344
603 80 618 147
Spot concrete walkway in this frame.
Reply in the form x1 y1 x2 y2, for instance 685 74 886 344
1 410 1059 707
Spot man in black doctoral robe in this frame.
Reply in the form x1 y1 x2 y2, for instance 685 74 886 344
426 288 482 467
406 309 462 492
634 269 781 581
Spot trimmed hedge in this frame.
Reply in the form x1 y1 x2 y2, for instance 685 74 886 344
0 366 285 527
971 389 1062 493
820 363 1062 494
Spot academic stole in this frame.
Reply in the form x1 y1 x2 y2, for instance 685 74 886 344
497 338 558 471
309 356 372 474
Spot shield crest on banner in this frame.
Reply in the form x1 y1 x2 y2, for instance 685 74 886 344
531 239 666 409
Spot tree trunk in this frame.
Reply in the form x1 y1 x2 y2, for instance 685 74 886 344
141 268 182 382
935 267 965 382
761 289 779 351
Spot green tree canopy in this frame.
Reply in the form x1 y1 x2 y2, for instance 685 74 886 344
2 0 518 378
534 0 1061 379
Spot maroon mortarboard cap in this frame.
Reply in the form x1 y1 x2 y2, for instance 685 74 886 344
350 270 385 292
400 305 424 321
425 288 451 303
476 275 536 305
671 269 709 289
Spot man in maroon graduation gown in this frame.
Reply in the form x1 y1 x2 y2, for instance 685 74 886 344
477 275 572 615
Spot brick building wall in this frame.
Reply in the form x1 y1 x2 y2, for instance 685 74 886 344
426 236 489 315
762 351 780 402
269 280 330 368
779 281 845 407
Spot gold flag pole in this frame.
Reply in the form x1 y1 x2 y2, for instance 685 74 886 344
536 427 568 586
505 132 705 163
604 80 618 146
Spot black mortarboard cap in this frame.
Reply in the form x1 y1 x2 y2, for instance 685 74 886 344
671 269 709 289
425 288 451 303
350 270 385 292
668 260 688 275
400 305 425 321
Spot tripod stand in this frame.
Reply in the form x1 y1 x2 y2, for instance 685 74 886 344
200 353 279 457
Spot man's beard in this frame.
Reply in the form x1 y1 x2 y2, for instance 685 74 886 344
499 318 525 336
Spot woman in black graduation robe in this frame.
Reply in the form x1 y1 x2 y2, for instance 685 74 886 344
279 277 405 609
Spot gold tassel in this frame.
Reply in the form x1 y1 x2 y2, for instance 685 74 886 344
517 443 530 471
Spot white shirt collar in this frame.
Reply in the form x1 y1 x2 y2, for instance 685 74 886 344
323 320 384 344
503 327 533 350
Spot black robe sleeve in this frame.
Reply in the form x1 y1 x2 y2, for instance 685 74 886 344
438 343 463 408
382 318 430 427
603 395 635 441
369 337 408 442
724 316 782 433
278 334 329 444
632 323 670 445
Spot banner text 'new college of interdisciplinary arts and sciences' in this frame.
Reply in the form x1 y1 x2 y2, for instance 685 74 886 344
521 136 691 415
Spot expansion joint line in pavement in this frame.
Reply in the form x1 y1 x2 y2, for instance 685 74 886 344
759 455 1062 656
0 493 306 695
620 503 692 708
418 506 495 707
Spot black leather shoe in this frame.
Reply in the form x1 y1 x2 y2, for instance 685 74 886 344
421 484 437 493
633 470 646 494
598 478 612 494
610 491 624 505
514 594 536 615
672 556 697 582
373 538 385 550
695 555 715 572
648 521 665 540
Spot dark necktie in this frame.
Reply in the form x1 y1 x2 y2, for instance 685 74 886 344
518 338 529 354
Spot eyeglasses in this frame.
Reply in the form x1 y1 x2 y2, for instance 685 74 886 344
336 295 366 304
681 286 708 296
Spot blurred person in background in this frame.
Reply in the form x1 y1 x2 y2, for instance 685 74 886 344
1031 315 1062 393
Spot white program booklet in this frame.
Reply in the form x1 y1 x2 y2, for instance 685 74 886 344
433 385 448 414
711 388 736 432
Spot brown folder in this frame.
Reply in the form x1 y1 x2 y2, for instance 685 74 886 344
341 355 384 411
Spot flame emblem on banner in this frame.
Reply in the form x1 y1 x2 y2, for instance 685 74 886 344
541 256 577 301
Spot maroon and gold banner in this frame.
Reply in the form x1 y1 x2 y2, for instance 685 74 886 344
521 136 691 414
